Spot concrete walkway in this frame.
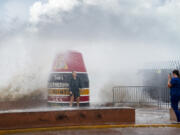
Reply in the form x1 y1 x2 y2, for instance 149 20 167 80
8 127 180 135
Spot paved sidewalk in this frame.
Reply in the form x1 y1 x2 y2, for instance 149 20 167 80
11 127 180 135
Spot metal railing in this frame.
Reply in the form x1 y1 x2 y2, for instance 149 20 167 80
113 86 170 109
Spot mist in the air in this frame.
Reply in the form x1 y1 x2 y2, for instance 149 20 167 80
0 0 180 105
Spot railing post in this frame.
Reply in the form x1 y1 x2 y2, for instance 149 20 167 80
112 87 115 105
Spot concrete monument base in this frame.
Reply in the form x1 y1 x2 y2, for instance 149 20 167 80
0 107 135 130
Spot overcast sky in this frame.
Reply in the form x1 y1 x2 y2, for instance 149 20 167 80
0 0 179 47
1 0 180 71
0 0 180 79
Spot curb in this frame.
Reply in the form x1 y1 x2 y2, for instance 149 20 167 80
0 124 180 135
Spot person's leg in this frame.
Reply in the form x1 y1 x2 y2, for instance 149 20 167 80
77 89 80 107
69 95 74 107
171 95 180 121
76 97 80 107
176 94 180 122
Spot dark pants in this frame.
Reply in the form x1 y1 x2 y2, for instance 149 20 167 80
171 94 180 122
71 89 80 99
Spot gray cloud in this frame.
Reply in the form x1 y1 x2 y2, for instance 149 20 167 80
27 0 180 47
0 0 180 47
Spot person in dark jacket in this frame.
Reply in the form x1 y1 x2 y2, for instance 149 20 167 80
168 69 180 122
69 71 82 107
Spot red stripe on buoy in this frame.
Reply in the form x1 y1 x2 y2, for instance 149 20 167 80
48 96 89 102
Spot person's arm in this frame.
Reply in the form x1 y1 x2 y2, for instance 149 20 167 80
69 79 72 94
79 77 82 89
168 74 172 88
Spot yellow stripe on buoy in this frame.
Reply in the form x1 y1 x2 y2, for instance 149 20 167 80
1 124 180 135
48 88 89 95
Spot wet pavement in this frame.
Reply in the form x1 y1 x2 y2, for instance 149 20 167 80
136 109 170 124
12 128 180 135
0 106 176 135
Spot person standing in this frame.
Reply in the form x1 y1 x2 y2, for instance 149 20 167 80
168 69 180 122
69 71 82 107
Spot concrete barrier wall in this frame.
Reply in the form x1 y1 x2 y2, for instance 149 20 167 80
0 107 135 130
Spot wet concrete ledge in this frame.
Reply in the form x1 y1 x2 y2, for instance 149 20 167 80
0 107 135 130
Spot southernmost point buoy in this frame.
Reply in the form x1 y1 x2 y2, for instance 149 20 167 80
48 51 90 106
